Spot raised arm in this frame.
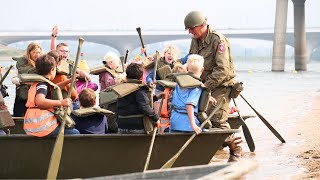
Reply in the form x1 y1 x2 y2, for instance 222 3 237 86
50 25 58 50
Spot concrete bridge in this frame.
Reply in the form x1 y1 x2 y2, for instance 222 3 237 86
0 0 317 71
0 29 319 59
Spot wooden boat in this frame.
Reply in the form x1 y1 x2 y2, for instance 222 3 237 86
9 115 255 135
86 160 258 180
0 129 239 179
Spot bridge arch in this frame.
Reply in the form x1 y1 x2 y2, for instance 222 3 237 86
1 30 319 62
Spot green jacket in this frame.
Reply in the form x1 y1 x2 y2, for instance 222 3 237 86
189 25 236 91
13 57 36 100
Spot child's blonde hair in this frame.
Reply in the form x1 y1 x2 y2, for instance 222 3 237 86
163 44 179 56
186 54 204 74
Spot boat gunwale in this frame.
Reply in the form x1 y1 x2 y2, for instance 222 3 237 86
0 128 240 138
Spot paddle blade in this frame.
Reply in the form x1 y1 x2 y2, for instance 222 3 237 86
256 111 286 143
160 154 179 169
240 94 286 143
240 119 255 152
233 98 255 152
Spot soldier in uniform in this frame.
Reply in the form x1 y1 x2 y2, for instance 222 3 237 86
183 11 242 161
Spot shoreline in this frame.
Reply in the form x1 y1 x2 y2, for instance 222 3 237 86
293 92 320 179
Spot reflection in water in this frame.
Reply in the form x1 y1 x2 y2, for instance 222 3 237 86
1 59 320 178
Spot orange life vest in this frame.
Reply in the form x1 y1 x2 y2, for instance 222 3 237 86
23 82 59 137
157 88 171 133
52 74 78 101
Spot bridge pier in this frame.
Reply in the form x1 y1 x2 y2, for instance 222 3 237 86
272 0 288 71
292 0 307 71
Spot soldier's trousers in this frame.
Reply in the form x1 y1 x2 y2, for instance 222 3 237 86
207 86 239 147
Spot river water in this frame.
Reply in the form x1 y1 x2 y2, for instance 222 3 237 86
1 58 320 178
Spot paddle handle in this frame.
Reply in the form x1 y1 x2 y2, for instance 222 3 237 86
124 49 129 64
67 38 84 99
153 51 159 83
136 27 147 57
240 94 286 143
122 49 129 73
149 51 159 109
0 65 14 85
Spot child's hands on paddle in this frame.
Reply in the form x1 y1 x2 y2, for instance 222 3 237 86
209 96 217 105
60 98 72 107
192 124 202 135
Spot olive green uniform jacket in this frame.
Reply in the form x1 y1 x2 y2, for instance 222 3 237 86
189 25 236 128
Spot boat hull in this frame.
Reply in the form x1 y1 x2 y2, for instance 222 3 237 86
0 129 238 179
10 115 254 134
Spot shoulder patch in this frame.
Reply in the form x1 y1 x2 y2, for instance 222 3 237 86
217 43 225 54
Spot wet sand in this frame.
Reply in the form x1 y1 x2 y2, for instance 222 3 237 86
210 91 320 179
293 93 320 179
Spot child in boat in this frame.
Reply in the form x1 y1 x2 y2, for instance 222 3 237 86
117 63 159 134
131 48 156 84
146 44 180 91
71 88 108 134
23 54 79 137
157 62 187 133
170 54 216 134
145 45 180 115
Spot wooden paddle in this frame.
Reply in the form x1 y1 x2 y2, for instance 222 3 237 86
46 37 84 179
232 98 255 152
150 51 159 109
143 99 163 172
121 49 129 73
161 98 225 169
240 94 286 143
0 64 14 85
136 27 147 57
143 51 160 172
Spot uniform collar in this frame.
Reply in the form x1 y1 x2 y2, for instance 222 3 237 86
196 25 215 47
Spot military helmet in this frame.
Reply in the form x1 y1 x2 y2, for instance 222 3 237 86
184 11 207 30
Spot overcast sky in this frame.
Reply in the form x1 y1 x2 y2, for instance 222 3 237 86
0 0 319 31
